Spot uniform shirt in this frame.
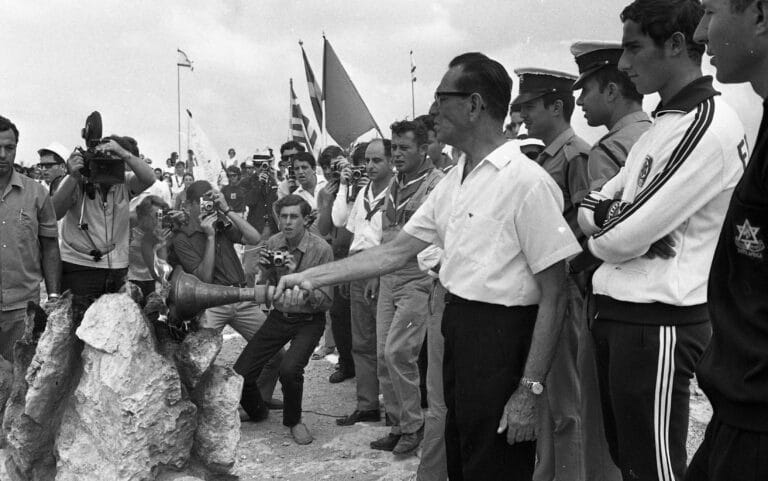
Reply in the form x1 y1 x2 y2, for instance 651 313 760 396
0 170 58 310
697 98 768 432
59 174 145 269
588 111 652 190
536 128 591 241
262 230 334 312
382 166 444 244
404 140 581 307
243 175 278 232
333 182 389 253
578 77 745 309
171 225 246 286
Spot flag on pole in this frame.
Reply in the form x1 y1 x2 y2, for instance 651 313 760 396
290 79 318 153
323 37 381 147
410 50 417 83
300 40 323 131
186 110 226 187
177 49 194 70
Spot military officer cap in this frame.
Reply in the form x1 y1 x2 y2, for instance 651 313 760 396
570 41 624 90
511 68 578 106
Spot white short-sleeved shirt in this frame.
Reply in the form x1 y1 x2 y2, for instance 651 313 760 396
404 140 581 307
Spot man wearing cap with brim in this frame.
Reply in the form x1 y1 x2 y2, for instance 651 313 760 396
513 67 591 481
38 142 69 195
569 40 652 481
571 41 651 191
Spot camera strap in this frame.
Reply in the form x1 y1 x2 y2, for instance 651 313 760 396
77 187 117 261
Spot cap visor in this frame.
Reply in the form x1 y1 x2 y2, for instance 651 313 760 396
511 91 546 106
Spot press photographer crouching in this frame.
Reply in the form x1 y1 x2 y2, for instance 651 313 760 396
169 180 284 408
53 131 155 319
234 194 334 445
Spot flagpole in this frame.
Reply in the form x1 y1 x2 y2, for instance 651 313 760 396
177 63 181 160
410 50 416 120
288 79 292 141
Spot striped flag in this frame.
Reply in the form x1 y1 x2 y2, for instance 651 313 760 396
289 79 318 153
410 50 416 83
177 48 194 71
300 40 323 131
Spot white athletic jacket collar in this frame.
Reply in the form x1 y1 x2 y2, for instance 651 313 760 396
653 76 719 117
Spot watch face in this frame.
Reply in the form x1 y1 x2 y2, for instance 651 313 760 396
531 383 544 395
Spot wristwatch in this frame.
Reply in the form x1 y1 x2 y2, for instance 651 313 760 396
520 377 545 395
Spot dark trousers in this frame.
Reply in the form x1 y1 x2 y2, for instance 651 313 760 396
234 310 325 427
62 262 128 322
592 319 710 481
442 299 537 481
686 415 768 481
330 285 354 373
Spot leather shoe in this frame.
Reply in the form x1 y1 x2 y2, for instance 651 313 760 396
392 427 424 455
370 433 401 451
329 368 355 383
336 409 380 426
311 346 336 360
290 422 314 445
265 397 284 410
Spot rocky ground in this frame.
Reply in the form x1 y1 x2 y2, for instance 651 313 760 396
1 325 713 481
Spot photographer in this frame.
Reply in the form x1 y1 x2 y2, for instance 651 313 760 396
277 141 305 198
234 194 333 445
53 135 155 318
242 159 278 236
128 195 171 299
170 180 283 408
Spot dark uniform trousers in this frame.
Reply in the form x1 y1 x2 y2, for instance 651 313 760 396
592 319 710 481
686 415 768 481
442 295 537 481
234 310 326 427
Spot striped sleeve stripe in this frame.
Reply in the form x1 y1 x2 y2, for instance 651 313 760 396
594 98 715 238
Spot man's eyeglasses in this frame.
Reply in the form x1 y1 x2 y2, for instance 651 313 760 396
39 163 63 170
434 91 473 106
280 154 295 162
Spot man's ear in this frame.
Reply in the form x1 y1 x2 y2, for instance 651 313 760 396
605 82 620 104
755 0 768 36
667 31 687 58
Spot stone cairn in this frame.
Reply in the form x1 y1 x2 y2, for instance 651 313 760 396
0 286 243 481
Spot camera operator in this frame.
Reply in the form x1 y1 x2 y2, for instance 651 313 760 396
242 158 278 236
221 166 246 215
170 180 284 408
316 145 355 382
234 194 334 445
128 195 171 300
277 141 305 199
53 135 155 318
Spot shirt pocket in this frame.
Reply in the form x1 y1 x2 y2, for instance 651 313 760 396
16 210 37 242
455 212 503 268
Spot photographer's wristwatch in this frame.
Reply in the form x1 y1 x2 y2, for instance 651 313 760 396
520 377 544 395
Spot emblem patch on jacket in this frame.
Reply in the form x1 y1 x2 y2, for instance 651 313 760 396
735 219 765 259
637 155 653 188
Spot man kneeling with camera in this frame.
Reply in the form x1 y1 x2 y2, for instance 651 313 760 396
234 194 334 445
170 180 284 407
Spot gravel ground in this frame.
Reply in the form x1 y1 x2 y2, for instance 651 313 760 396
0 325 712 481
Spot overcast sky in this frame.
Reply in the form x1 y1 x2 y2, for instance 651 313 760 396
3 0 762 168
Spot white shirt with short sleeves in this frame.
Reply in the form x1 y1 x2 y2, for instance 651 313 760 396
344 183 388 252
404 140 581 307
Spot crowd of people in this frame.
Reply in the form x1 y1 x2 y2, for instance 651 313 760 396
1 0 767 480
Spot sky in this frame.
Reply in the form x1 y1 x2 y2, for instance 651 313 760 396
2 0 762 168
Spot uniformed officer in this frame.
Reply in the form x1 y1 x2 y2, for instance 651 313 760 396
569 41 652 481
571 41 651 191
513 68 591 481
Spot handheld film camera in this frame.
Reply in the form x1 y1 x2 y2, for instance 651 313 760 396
78 111 125 185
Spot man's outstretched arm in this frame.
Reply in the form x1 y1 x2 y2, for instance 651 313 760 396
274 230 429 302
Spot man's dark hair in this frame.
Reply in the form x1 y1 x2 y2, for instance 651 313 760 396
367 138 392 158
280 140 306 154
175 160 186 169
591 67 644 104
351 142 369 166
414 114 435 134
103 135 139 157
0 115 19 143
136 195 170 220
448 52 513 122
185 180 212 204
542 92 576 123
154 167 162 174
275 194 312 218
226 165 241 175
620 0 705 63
391 120 429 147
318 145 345 169
293 152 316 169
